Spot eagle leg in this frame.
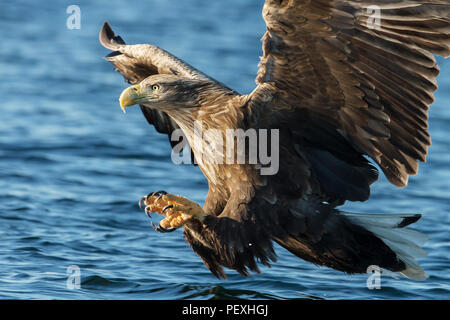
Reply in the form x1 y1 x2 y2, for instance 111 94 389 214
141 192 206 232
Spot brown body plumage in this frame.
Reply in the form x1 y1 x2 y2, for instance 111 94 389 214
100 0 449 280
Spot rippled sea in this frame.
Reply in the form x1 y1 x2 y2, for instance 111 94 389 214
0 0 449 300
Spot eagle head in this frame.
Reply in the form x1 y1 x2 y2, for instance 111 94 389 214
119 74 216 113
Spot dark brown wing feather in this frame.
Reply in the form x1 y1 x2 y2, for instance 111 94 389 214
253 0 450 187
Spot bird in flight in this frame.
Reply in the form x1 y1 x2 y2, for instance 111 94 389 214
100 0 449 280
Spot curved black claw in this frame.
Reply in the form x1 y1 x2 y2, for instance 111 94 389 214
151 221 176 233
152 190 168 201
139 197 146 209
162 204 174 213
144 206 152 218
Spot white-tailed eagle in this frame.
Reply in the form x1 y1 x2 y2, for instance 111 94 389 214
100 0 449 280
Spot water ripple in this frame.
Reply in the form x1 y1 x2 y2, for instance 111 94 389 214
0 0 448 299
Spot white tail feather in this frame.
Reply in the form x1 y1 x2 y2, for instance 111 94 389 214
343 212 429 281
342 213 420 229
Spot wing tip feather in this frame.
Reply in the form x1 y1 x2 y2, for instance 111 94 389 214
99 21 125 50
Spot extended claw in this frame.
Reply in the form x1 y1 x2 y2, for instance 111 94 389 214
151 221 176 233
152 190 167 201
139 196 146 209
162 204 174 213
145 206 152 218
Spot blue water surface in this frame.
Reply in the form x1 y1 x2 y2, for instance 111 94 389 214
0 0 449 299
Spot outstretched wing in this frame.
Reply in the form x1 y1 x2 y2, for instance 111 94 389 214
252 0 450 188
99 22 231 159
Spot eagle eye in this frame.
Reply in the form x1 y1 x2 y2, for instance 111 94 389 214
151 84 160 91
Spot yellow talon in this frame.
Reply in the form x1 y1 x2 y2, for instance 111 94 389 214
142 191 207 232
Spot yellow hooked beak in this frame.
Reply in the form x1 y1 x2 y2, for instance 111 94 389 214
119 84 141 113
